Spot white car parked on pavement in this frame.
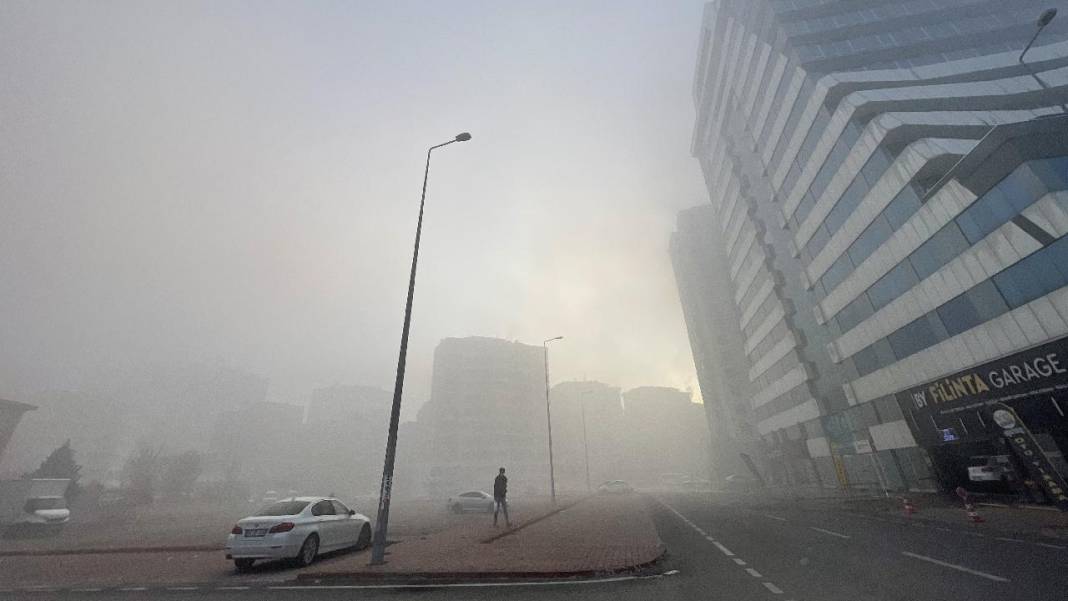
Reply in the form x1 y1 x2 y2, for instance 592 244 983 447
225 497 372 571
447 491 495 513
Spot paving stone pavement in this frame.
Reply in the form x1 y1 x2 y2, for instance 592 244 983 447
302 493 664 577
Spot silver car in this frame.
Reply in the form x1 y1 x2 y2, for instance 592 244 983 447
447 491 495 513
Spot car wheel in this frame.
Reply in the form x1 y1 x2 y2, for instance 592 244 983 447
234 558 255 572
295 534 319 567
356 523 372 550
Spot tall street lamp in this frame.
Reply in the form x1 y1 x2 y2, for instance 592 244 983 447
580 390 592 493
370 131 471 565
1020 8 1058 63
543 336 563 505
926 8 1062 203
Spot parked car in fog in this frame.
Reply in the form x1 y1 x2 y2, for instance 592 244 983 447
598 480 634 494
447 491 495 513
0 479 71 534
225 497 372 570
20 496 70 527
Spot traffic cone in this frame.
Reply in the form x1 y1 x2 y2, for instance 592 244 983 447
964 503 985 523
902 497 917 516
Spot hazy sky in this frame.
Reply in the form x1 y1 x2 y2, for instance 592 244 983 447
1 1 709 416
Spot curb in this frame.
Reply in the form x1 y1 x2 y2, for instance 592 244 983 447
294 544 667 584
0 544 222 557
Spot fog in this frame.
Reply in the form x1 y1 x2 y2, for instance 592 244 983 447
1 0 710 485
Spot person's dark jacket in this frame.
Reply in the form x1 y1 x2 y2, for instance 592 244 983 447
493 474 508 499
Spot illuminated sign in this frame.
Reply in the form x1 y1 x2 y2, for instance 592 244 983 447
992 403 1068 512
897 336 1068 420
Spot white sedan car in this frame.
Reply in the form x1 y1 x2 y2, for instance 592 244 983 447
225 497 372 571
447 490 495 513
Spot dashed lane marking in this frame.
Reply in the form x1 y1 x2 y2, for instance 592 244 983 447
658 498 794 599
809 526 851 539
994 537 1024 543
217 586 251 590
763 582 784 594
1036 542 1067 549
118 587 148 591
901 551 1010 582
763 514 787 521
712 541 735 556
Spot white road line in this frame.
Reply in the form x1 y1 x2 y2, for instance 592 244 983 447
712 541 735 556
732 558 747 565
1036 542 1066 549
763 582 784 594
901 552 1009 582
809 526 851 539
705 535 717 542
217 586 251 590
995 537 1024 543
267 575 643 590
763 514 787 521
745 568 763 578
119 587 148 591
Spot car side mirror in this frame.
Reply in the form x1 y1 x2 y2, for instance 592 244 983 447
349 509 355 515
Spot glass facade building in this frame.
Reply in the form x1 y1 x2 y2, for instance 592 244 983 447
674 0 1068 493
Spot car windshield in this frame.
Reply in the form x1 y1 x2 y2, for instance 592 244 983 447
256 501 308 516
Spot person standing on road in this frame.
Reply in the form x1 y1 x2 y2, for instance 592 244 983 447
493 467 510 527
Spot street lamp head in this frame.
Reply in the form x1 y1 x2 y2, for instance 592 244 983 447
455 132 472 142
1038 8 1057 28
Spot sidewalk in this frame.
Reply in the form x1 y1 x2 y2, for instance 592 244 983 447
298 493 664 581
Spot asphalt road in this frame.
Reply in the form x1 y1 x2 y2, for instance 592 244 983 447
2 493 1064 600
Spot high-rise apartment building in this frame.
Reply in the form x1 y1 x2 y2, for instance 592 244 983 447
418 337 548 497
677 0 1068 494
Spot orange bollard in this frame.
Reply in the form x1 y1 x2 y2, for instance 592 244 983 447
901 497 918 516
964 503 985 523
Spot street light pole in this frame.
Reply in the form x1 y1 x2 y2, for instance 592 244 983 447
1019 8 1058 63
926 8 1061 204
580 391 591 492
370 131 471 566
543 336 563 505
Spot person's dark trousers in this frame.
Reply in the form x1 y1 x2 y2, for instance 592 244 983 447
494 496 510 526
